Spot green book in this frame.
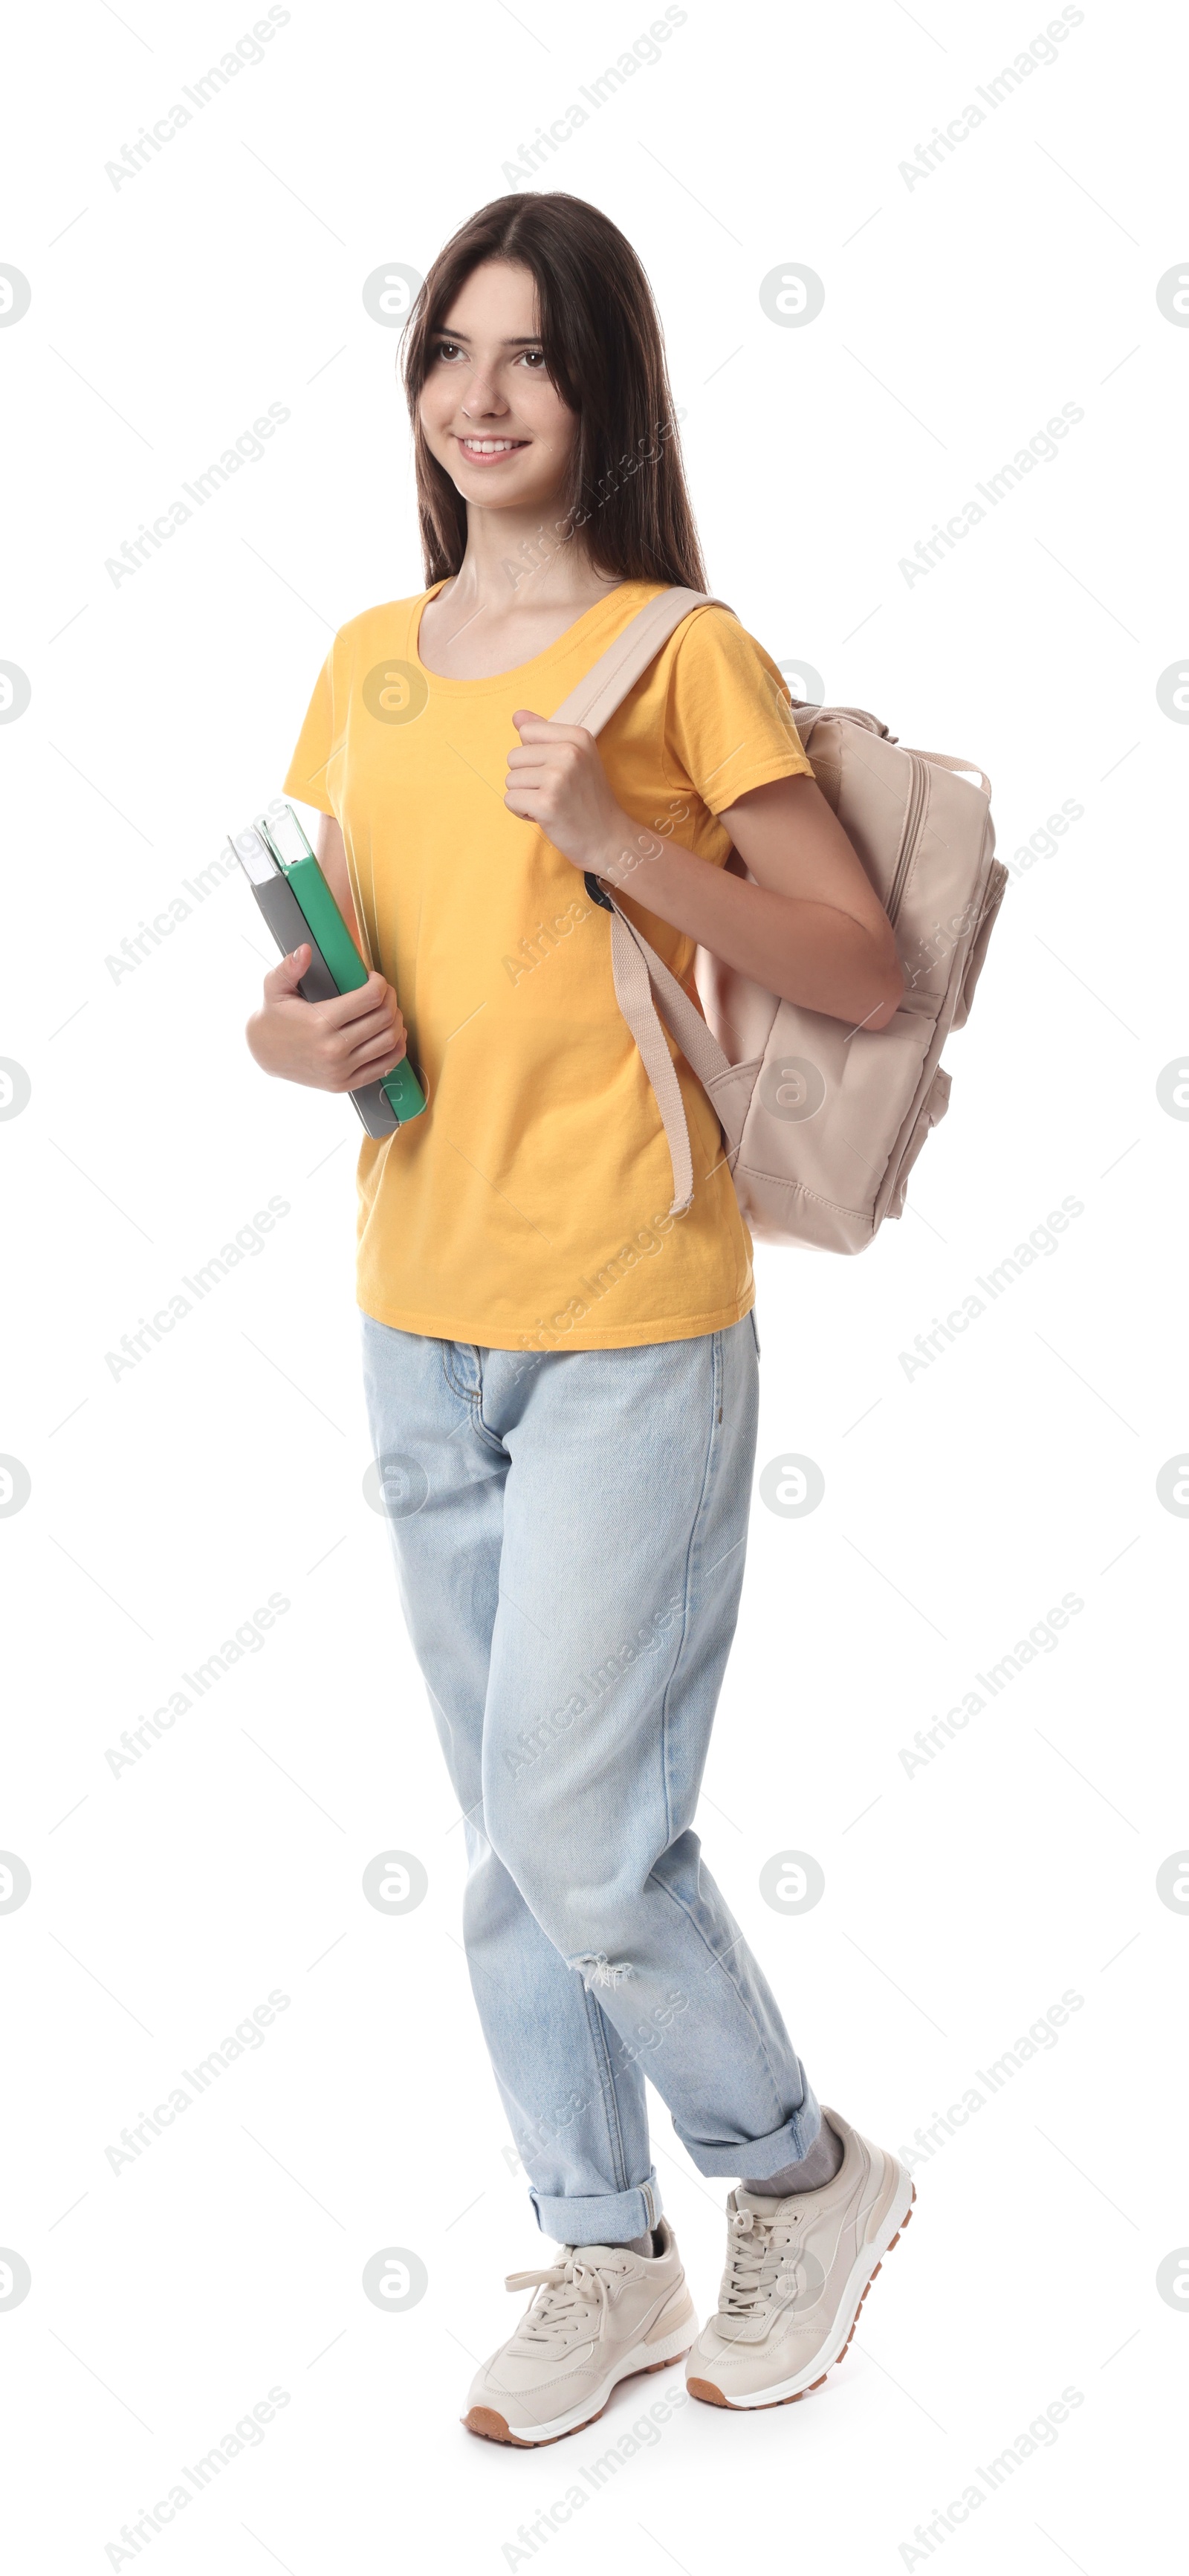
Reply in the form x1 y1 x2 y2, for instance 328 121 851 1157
232 805 425 1136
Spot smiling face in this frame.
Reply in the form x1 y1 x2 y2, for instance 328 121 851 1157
418 258 579 519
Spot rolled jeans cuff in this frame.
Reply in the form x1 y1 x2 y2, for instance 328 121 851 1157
676 2087 823 2181
529 2169 661 2245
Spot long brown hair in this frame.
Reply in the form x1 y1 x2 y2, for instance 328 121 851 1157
400 194 707 592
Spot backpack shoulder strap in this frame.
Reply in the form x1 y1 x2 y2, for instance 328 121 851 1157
548 586 740 1217
549 587 733 732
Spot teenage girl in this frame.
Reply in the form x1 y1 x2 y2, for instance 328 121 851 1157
247 192 914 2444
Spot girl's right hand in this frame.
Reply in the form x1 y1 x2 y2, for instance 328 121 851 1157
246 945 408 1093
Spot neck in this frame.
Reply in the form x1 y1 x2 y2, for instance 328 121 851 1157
442 496 617 614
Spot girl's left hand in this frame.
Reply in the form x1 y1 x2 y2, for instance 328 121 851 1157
505 710 624 873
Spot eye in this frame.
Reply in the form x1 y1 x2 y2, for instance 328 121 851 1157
517 348 547 370
430 337 462 363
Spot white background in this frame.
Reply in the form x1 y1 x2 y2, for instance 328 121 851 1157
2 1 1186 2569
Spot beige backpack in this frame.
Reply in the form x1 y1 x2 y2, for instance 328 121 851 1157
552 587 1008 1254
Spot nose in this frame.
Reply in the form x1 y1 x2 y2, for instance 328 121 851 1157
460 360 512 421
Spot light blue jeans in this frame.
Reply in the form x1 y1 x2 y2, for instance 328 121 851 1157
361 1310 821 2242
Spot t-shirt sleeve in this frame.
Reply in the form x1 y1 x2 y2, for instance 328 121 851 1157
282 646 338 816
662 606 813 816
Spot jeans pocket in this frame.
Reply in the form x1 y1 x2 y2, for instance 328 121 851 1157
749 1307 761 1360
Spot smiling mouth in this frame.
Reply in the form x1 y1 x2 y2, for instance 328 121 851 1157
456 436 530 456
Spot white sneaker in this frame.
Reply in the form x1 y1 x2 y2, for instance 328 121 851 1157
686 2107 915 2410
463 2221 696 2447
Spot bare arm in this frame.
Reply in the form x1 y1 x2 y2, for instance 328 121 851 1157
597 774 904 1033
506 716 904 1034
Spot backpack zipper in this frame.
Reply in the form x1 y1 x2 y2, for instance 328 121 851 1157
886 753 927 925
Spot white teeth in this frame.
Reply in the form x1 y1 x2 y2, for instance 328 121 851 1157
461 438 522 453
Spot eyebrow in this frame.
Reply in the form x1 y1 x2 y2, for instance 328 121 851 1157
432 330 542 345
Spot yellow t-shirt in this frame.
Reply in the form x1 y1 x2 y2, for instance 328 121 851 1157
283 578 812 1350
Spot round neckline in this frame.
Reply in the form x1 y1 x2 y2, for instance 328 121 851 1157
411 577 649 692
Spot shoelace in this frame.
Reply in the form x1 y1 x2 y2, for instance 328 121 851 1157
719 2205 806 2320
504 2252 616 2349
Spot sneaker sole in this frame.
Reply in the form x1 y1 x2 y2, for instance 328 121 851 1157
687 2181 916 2412
463 2319 696 2447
